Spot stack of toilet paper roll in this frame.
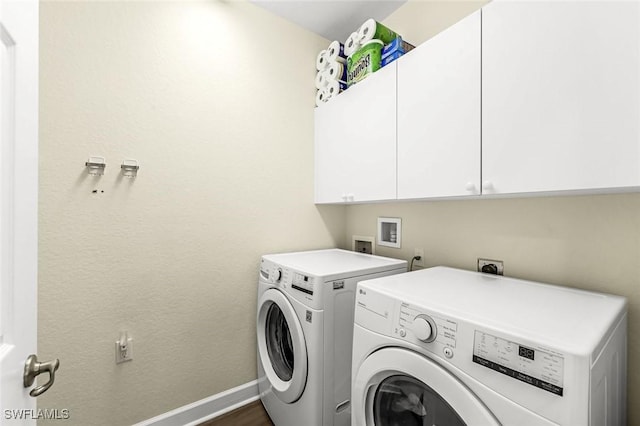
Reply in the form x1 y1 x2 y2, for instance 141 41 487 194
345 18 398 57
315 40 347 107
314 20 410 104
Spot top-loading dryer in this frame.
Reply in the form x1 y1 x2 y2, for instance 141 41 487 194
352 267 627 425
257 249 407 426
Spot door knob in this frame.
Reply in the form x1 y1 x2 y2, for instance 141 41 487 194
23 354 60 397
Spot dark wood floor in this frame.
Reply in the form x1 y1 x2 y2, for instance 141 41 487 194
198 400 274 426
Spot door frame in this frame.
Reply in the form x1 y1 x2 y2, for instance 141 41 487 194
0 0 39 419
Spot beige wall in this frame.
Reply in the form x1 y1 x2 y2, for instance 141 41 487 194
341 2 639 424
38 1 343 424
384 0 489 45
38 0 640 424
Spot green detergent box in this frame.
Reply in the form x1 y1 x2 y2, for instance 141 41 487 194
347 40 383 87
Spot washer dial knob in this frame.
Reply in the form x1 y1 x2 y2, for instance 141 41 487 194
271 268 282 283
412 315 437 343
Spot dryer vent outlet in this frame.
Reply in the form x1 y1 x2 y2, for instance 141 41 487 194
477 258 504 275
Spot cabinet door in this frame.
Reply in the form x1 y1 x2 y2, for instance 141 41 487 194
314 63 397 203
397 11 481 199
482 1 640 195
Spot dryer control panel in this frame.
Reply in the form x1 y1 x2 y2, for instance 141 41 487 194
260 259 320 307
291 272 314 295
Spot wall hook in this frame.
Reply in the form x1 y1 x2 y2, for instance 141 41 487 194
121 159 139 178
85 156 106 176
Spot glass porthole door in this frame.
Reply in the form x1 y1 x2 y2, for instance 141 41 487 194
265 303 295 382
374 375 465 425
352 348 499 425
257 289 308 403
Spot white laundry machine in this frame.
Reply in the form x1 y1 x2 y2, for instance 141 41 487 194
352 267 627 426
257 249 407 426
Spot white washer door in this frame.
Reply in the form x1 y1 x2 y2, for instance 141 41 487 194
257 288 308 403
353 348 499 426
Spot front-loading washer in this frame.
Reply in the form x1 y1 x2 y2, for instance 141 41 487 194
257 249 407 426
352 267 627 425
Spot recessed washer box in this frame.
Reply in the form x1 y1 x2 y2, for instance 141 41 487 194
352 235 375 254
377 217 401 248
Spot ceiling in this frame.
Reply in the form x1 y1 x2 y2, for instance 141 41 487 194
250 0 408 43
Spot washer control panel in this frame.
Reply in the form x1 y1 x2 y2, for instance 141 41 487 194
395 302 459 359
473 330 565 396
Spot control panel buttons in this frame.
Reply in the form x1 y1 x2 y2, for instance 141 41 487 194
443 347 454 359
412 315 437 343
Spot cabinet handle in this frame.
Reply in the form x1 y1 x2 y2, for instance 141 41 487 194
465 182 477 192
341 193 348 201
482 180 494 191
347 193 354 202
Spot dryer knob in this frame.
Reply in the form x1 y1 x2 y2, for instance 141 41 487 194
412 316 436 343
271 268 282 283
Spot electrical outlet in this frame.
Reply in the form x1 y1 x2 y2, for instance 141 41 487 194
413 248 424 268
115 334 133 364
477 258 504 275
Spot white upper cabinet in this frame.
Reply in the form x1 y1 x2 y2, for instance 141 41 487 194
314 63 397 204
315 2 640 204
482 1 640 195
397 10 481 199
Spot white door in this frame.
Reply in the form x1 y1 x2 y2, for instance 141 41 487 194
352 348 499 425
257 289 308 403
397 10 481 199
0 0 44 420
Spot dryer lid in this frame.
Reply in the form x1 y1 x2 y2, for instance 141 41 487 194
262 249 407 281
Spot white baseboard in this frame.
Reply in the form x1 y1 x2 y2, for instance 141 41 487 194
133 380 260 426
